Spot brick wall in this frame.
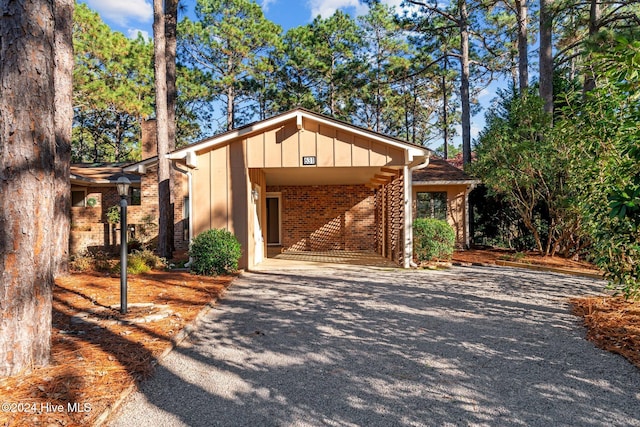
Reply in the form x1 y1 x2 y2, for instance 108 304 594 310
70 167 189 254
267 184 376 252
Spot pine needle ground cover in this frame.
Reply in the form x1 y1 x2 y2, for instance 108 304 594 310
0 271 233 426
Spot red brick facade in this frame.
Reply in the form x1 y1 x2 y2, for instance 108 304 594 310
70 167 188 255
267 184 376 252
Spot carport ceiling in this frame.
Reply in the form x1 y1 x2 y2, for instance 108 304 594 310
264 167 391 186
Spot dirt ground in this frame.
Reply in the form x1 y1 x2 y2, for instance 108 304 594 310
0 251 638 426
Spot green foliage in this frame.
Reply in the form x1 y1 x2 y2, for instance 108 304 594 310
559 34 640 297
189 229 242 275
72 3 154 163
178 0 282 131
126 255 151 275
132 249 167 270
472 88 586 256
413 218 456 262
106 205 120 224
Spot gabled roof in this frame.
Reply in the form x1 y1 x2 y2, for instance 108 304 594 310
71 163 140 185
166 107 431 166
412 158 479 185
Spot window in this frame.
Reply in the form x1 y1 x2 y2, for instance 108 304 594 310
71 190 86 207
129 187 141 206
416 192 447 220
183 197 190 241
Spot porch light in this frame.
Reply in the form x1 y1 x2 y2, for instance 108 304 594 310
116 176 130 314
116 176 131 197
251 189 259 202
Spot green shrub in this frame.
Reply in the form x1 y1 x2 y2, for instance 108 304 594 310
413 218 456 262
126 254 151 274
133 249 166 269
106 205 120 224
190 229 242 275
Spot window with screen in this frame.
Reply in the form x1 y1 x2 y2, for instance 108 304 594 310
416 192 447 220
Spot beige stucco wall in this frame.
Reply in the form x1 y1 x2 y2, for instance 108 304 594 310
412 184 469 247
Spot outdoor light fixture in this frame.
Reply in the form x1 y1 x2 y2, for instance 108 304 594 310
251 189 259 202
116 176 131 198
116 176 131 314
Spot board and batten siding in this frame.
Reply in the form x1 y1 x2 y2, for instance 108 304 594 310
245 118 405 169
191 140 251 268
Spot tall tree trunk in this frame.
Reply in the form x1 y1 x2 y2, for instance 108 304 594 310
1 0 62 377
516 0 529 92
460 0 472 165
165 0 178 253
442 58 449 159
226 52 234 131
583 0 600 93
53 0 74 277
539 0 554 115
154 0 172 259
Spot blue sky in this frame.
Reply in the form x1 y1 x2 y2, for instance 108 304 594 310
81 0 495 149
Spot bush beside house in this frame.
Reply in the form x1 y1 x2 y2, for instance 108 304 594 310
189 229 242 276
413 218 456 262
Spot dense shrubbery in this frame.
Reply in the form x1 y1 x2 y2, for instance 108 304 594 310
413 218 456 262
472 33 640 297
189 229 242 275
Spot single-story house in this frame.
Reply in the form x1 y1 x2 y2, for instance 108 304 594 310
117 108 478 269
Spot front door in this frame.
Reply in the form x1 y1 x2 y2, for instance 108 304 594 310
266 194 281 245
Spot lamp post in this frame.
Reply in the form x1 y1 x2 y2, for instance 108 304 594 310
116 176 130 314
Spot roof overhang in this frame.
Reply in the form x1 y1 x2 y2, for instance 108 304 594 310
167 108 431 169
413 180 481 186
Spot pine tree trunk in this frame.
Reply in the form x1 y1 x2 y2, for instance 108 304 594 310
0 0 59 377
539 0 554 114
460 0 472 166
165 0 178 253
583 0 600 93
153 0 172 259
53 0 74 277
516 0 529 92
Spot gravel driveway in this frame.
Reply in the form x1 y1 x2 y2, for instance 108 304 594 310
110 265 640 427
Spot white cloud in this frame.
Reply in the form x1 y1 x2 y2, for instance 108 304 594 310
127 28 150 40
477 88 492 99
86 0 152 26
306 0 407 20
261 0 278 12
307 0 368 19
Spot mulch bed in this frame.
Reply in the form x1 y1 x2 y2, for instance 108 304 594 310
570 296 640 370
452 248 600 274
0 270 233 427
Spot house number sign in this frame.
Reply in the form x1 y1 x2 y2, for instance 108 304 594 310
302 156 316 165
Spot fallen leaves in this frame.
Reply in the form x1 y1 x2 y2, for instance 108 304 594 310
0 270 232 426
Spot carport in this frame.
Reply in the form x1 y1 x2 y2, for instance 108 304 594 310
167 108 430 270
